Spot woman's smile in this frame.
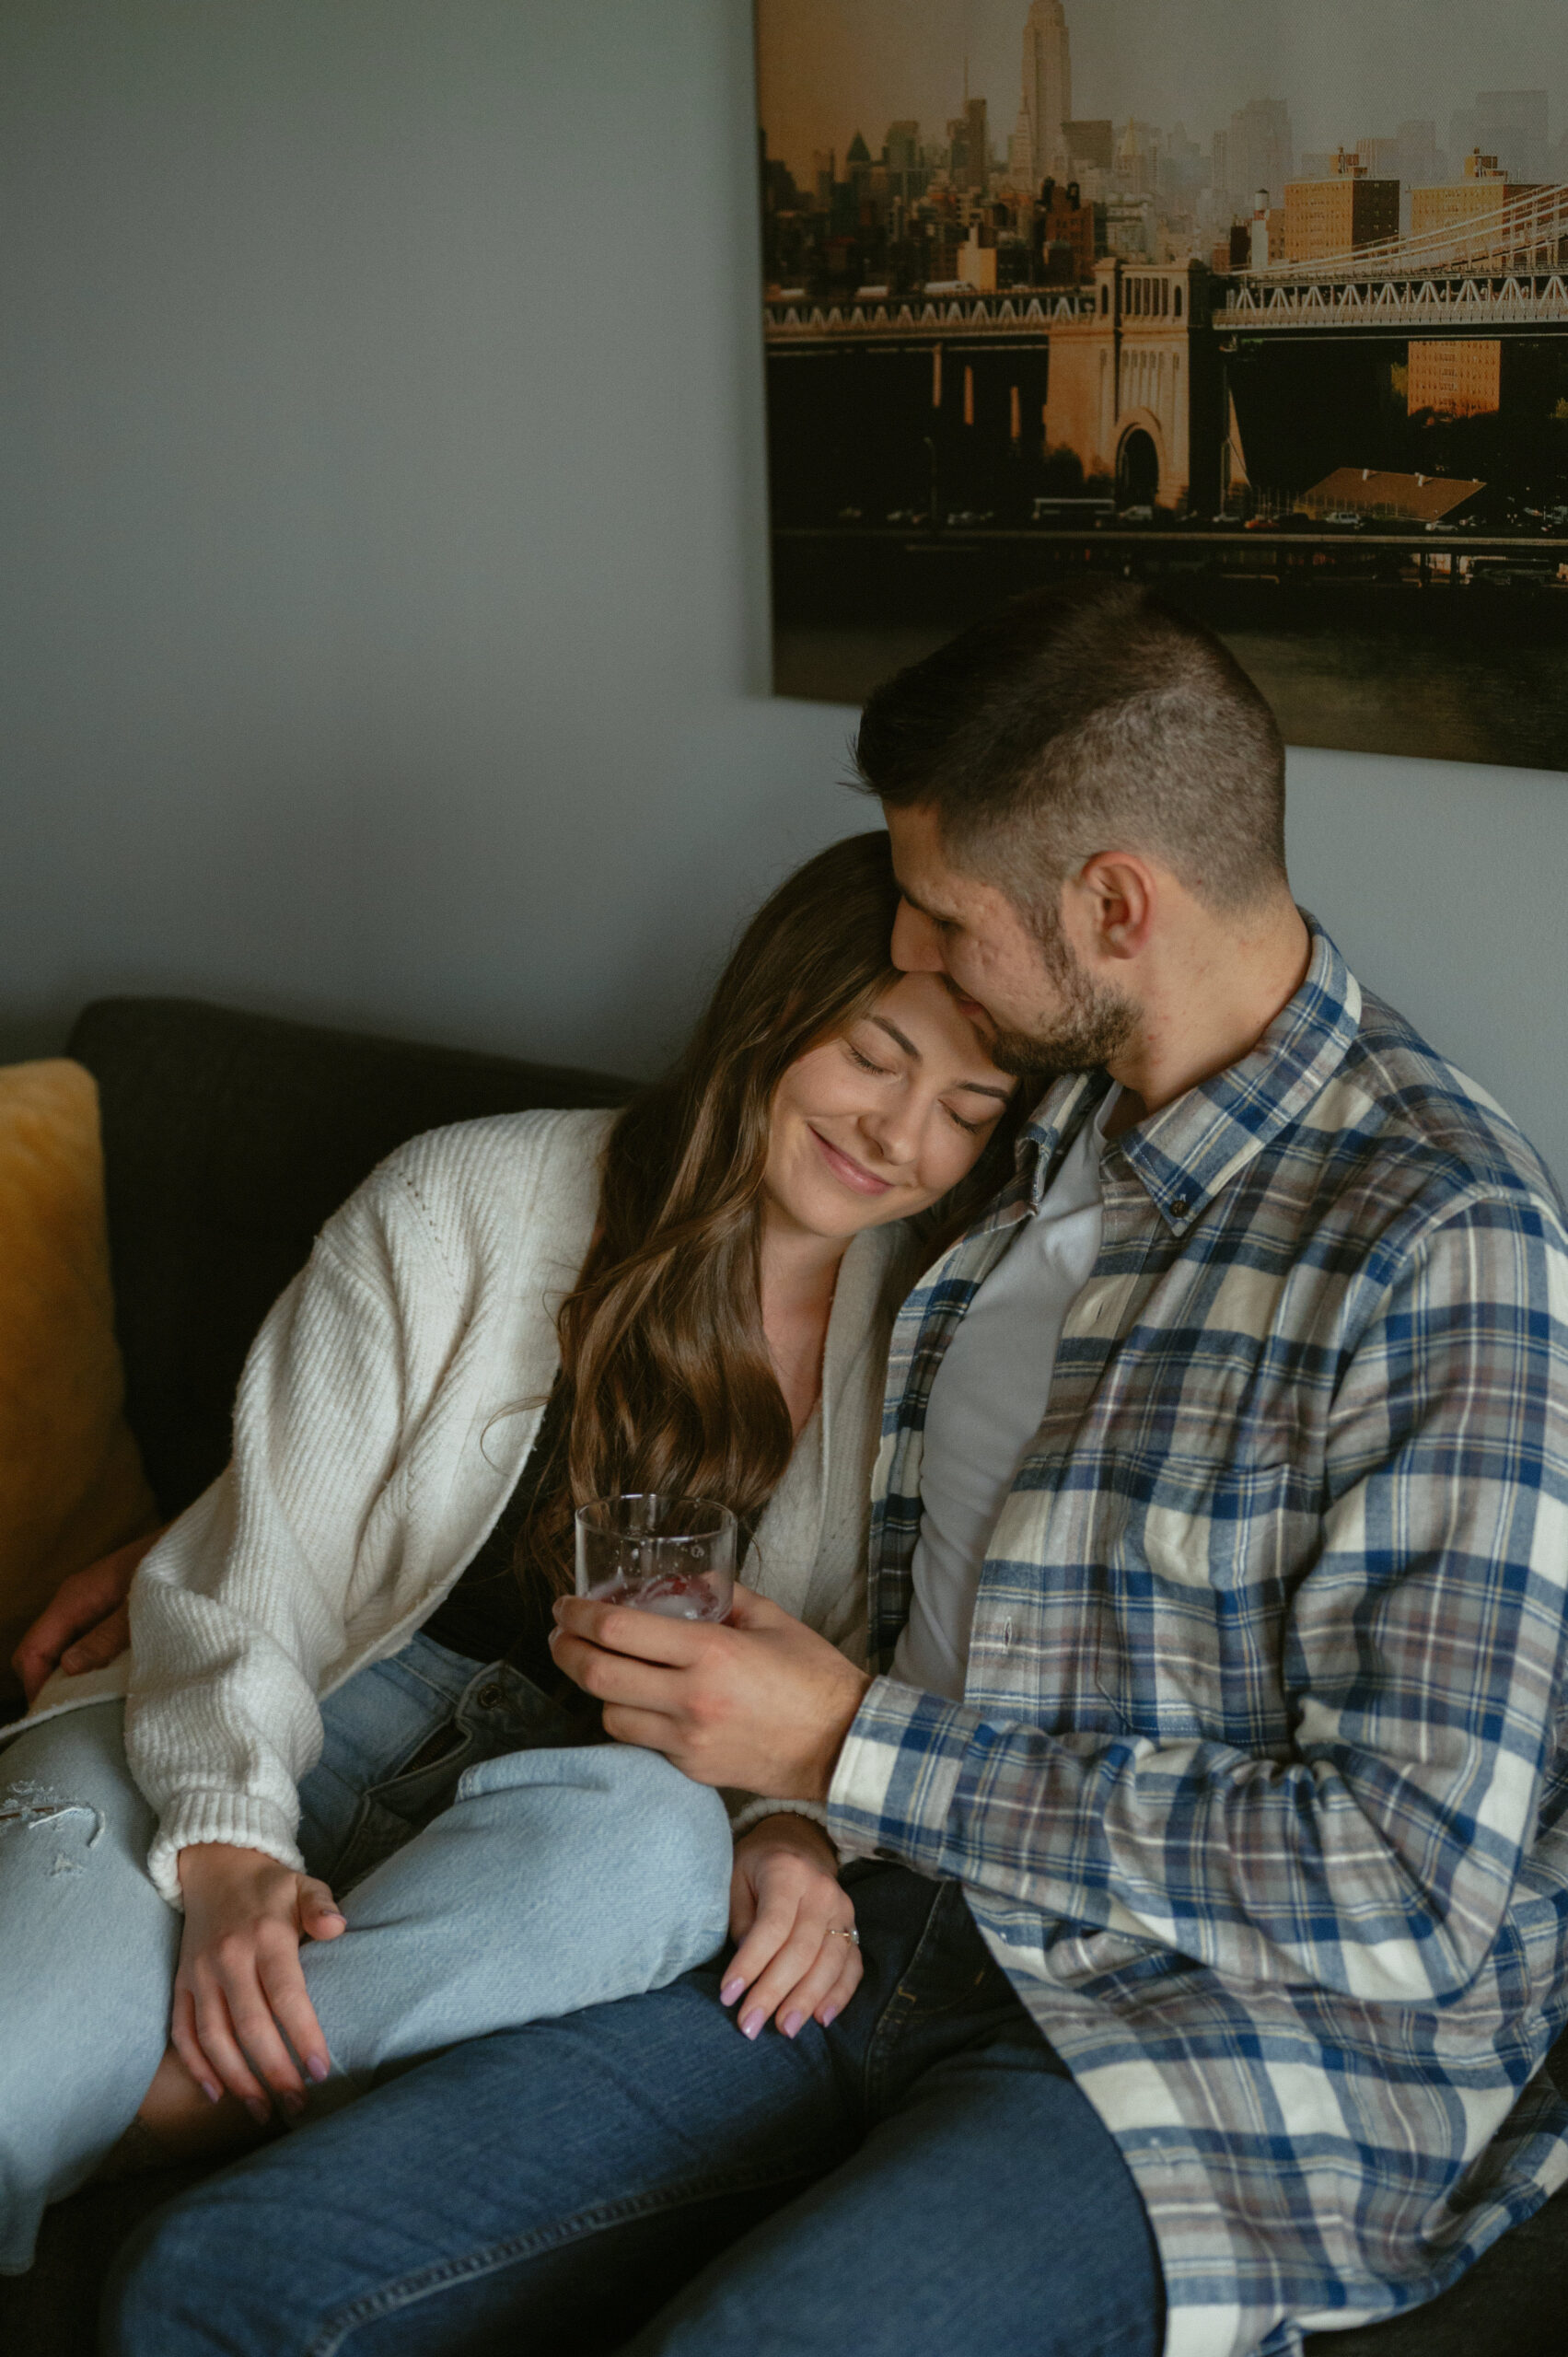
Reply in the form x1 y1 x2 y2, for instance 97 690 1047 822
807 1124 893 1196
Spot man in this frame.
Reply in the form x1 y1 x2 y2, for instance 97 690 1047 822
111 583 1568 2357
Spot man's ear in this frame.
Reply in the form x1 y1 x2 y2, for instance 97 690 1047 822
1074 854 1156 961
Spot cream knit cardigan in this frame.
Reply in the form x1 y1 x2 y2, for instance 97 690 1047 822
14 1109 909 1906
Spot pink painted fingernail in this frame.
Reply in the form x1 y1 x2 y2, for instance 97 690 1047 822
307 2053 330 2083
781 2010 804 2039
819 2005 840 2029
281 2090 306 2119
200 2080 222 2105
720 1977 744 2006
246 2097 271 2126
739 2009 763 2041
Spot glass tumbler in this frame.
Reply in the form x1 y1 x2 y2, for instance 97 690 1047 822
574 1493 738 1622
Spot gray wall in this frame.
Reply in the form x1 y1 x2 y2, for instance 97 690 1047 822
3 1 1562 1182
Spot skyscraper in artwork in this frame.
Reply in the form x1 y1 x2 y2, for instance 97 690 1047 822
1019 0 1072 189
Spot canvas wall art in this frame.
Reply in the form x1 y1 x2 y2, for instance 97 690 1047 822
756 0 1568 770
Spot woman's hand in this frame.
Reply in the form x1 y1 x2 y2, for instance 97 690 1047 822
722 1813 862 2040
173 1843 347 2121
10 1527 167 1704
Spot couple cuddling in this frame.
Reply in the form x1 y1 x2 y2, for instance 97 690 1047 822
6 583 1568 2357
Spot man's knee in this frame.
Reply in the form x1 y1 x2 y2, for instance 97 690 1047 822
107 2201 241 2357
107 2185 346 2357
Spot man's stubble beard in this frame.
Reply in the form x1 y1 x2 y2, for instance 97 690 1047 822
978 924 1137 1079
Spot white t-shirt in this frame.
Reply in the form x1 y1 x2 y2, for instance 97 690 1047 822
892 1088 1118 1702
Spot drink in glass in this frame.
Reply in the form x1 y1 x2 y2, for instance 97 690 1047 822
574 1493 738 1622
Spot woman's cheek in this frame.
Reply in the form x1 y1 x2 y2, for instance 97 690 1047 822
940 1132 985 1191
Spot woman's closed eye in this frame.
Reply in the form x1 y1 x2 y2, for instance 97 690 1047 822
845 1041 989 1135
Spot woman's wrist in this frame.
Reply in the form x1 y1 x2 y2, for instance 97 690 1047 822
729 1795 834 1844
734 1808 840 1867
151 1790 305 1908
176 1840 280 1894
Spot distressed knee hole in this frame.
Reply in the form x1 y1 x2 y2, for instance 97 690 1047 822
0 1776 105 1868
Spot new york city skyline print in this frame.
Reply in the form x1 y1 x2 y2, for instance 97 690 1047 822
756 0 1568 772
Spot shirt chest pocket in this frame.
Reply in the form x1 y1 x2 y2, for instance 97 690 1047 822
1094 1457 1318 1744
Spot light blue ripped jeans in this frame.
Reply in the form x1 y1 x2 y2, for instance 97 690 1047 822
0 1631 732 2273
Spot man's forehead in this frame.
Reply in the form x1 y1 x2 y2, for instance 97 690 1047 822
883 809 993 912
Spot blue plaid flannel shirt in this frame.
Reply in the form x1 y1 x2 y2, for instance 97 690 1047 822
827 921 1568 2357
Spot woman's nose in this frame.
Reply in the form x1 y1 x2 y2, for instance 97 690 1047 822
860 1097 923 1170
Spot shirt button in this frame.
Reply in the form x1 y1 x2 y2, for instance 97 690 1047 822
1170 1196 1190 1219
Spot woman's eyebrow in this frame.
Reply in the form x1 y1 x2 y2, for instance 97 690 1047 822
866 1016 1011 1104
868 1014 921 1058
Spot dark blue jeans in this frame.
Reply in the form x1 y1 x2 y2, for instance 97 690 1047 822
106 1863 1164 2357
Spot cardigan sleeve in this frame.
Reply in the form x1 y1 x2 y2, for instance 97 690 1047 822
125 1169 463 1906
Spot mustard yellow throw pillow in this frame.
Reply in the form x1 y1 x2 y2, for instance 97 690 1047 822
0 1059 159 1687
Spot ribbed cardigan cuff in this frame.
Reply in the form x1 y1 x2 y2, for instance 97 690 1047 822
147 1792 306 1909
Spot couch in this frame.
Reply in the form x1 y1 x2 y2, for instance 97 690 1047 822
3 996 1564 2354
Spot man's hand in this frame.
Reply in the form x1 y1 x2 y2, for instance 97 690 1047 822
10 1527 167 1705
549 1584 871 1800
173 1843 346 2122
724 1814 863 2038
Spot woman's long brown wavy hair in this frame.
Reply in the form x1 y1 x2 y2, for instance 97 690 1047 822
516 830 1036 1597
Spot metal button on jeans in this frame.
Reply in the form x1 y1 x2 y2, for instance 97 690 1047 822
475 1683 505 1711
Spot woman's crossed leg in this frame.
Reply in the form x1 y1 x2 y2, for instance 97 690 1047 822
0 1649 731 2267
0 1703 179 2272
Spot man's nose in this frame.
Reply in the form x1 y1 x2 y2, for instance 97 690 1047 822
891 897 945 973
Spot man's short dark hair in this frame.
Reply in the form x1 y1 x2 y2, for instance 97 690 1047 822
855 581 1288 917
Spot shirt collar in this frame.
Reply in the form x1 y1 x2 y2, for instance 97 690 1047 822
1012 915 1362 1235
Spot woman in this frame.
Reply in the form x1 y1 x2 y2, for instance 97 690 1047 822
0 830 1026 2270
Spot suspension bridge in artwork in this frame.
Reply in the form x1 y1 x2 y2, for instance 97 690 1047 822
1217 182 1568 330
